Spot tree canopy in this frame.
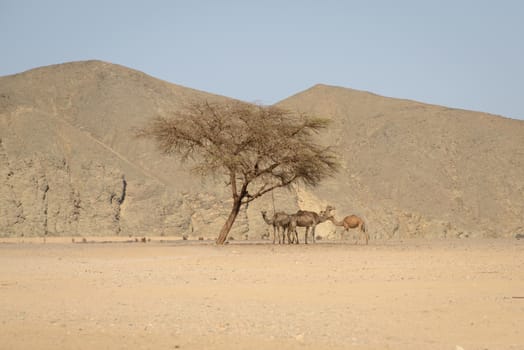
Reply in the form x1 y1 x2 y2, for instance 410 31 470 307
138 100 339 244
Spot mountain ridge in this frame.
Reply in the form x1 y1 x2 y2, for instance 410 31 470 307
1 61 522 239
277 79 524 238
281 83 518 121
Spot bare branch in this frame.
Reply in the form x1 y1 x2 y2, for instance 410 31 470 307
136 99 340 242
242 174 298 204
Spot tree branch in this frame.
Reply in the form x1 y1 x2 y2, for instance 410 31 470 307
242 174 298 204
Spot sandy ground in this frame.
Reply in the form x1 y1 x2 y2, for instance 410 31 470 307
0 238 523 350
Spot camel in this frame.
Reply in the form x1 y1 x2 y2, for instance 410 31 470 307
261 211 292 244
328 215 369 245
288 205 335 244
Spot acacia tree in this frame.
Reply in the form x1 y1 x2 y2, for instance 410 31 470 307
138 100 339 244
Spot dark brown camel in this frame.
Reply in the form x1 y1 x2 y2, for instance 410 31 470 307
328 215 369 245
288 205 335 244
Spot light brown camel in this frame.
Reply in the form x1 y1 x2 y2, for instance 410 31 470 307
328 215 369 245
288 205 335 244
261 211 292 244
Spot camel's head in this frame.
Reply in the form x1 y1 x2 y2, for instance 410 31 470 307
323 205 336 217
320 206 336 220
260 210 267 217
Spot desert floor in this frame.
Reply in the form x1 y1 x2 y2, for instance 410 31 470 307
0 238 523 350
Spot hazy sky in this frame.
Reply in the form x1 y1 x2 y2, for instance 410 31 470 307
1 1 523 119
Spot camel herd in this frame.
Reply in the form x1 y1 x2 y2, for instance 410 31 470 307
261 205 369 245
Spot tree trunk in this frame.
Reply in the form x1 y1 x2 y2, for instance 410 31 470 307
216 198 242 245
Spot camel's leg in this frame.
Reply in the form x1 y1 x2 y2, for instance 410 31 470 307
292 228 297 244
304 227 309 244
304 227 307 244
285 227 291 244
286 227 292 244
358 223 368 245
287 227 294 244
363 227 369 245
343 224 352 242
311 226 316 243
273 226 277 244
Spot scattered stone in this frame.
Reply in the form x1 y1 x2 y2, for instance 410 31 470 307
295 333 305 343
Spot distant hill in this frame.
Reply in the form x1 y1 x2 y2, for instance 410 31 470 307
277 84 524 238
0 61 259 239
1 61 522 239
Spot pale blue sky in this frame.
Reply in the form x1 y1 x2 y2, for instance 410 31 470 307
1 1 523 119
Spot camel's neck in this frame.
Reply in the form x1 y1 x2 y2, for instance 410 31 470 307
328 216 344 226
318 207 335 224
318 215 330 223
261 213 273 225
318 211 336 223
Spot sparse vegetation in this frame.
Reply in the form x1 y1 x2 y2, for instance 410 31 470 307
138 100 339 244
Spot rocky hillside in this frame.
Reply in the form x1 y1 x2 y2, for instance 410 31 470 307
1 61 522 239
278 84 524 238
0 61 290 240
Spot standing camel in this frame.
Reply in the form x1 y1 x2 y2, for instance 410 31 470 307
328 215 369 245
288 205 335 244
261 211 291 244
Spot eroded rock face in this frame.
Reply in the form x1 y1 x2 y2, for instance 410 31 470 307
1 61 523 239
0 142 261 239
0 140 23 234
0 150 125 237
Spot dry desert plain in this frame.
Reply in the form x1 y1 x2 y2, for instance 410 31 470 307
1 237 523 350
